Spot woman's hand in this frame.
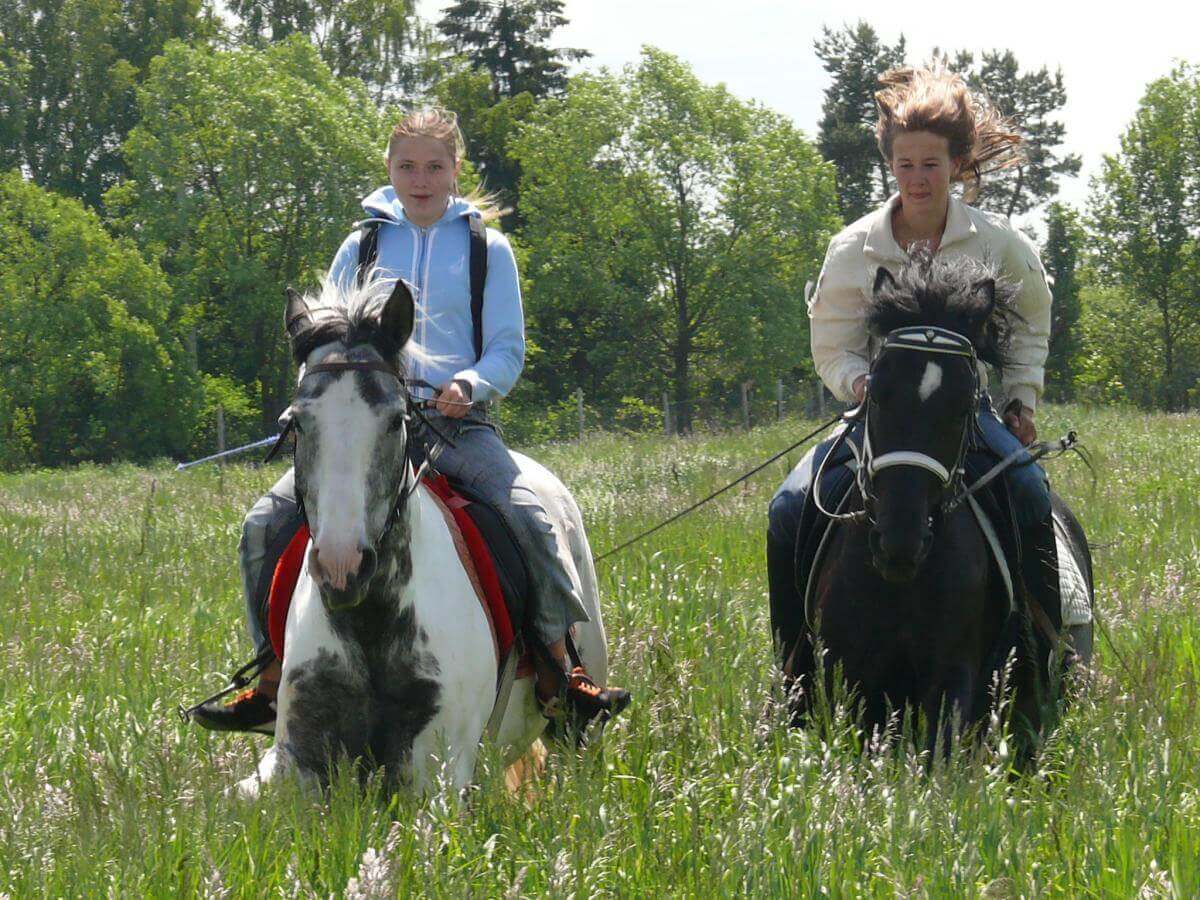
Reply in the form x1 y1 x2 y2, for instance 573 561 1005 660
434 380 472 419
853 375 868 404
1003 402 1037 445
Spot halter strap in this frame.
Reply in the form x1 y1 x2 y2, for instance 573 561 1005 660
302 358 403 381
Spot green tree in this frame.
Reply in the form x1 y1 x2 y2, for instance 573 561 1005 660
434 67 536 227
1088 65 1199 409
0 171 199 468
949 50 1081 217
437 0 587 101
0 0 213 209
513 48 841 432
228 0 427 100
108 38 390 430
814 21 906 223
1042 202 1084 399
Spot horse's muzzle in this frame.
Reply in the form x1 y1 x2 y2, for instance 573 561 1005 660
309 544 379 610
869 525 933 583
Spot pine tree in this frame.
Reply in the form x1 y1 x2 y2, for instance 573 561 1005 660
437 0 588 101
954 50 1081 217
814 21 907 223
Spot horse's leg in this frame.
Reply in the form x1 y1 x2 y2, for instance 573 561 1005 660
269 580 373 786
920 665 975 759
504 738 547 798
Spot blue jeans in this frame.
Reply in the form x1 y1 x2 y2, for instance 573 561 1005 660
768 395 1050 558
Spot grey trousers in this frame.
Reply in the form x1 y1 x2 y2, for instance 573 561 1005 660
238 407 589 655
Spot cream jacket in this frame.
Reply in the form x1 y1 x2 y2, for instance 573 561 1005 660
808 194 1052 412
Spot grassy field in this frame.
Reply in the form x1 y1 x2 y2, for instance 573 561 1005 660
1 404 1198 897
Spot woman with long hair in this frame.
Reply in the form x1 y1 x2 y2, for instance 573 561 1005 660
194 108 628 735
767 67 1089 675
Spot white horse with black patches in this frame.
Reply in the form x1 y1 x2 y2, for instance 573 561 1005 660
237 277 608 797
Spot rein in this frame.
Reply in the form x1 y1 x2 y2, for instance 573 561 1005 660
814 325 981 526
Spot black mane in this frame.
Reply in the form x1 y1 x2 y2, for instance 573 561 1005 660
866 248 1019 370
289 279 412 366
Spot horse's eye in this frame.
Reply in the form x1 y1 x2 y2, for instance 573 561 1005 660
387 413 406 434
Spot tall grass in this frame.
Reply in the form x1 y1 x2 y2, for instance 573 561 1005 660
0 404 1197 896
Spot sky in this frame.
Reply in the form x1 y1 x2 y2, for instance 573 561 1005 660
423 1 1199 228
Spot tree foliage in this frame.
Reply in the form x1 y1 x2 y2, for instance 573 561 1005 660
1042 202 1084 400
227 0 427 100
0 0 213 209
108 38 390 430
944 49 1081 217
1087 65 1200 409
437 0 587 101
0 171 198 468
513 48 841 431
814 21 907 224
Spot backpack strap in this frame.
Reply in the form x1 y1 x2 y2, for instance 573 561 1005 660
467 215 488 362
356 220 383 289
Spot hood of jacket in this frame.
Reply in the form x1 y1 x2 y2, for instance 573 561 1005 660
359 186 480 227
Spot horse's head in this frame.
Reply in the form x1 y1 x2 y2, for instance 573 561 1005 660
860 249 1017 582
283 277 416 611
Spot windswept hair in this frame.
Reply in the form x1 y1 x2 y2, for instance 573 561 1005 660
875 66 1023 202
386 107 505 223
289 275 436 371
866 248 1019 370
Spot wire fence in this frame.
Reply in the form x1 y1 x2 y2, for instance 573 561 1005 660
491 379 843 445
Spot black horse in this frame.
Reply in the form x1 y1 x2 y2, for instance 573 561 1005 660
779 252 1090 758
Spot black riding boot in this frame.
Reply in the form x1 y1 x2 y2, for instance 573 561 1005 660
1021 511 1062 631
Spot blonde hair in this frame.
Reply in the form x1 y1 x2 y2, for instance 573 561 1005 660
875 67 1023 201
386 107 503 222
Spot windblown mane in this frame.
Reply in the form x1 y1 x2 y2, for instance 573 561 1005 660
289 275 430 368
866 248 1019 369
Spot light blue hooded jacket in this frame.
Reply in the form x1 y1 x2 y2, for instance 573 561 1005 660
327 187 525 402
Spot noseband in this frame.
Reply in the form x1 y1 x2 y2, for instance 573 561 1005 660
283 355 414 560
816 326 980 525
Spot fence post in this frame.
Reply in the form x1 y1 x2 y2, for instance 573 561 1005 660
663 391 672 437
216 406 226 463
776 378 784 421
815 382 826 418
576 388 585 439
740 381 751 431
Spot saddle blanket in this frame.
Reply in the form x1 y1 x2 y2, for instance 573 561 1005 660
266 477 532 676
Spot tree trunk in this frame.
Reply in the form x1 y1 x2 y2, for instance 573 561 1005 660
1005 165 1025 219
1160 295 1176 410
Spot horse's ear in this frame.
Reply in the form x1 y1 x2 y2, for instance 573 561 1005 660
380 278 415 348
284 287 309 351
873 266 897 296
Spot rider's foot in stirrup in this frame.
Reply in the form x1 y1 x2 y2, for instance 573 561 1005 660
566 667 631 721
191 687 277 734
540 667 631 745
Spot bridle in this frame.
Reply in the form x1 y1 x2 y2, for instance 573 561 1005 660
264 354 460 564
815 325 981 526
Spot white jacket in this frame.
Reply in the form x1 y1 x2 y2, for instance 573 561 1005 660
809 194 1052 412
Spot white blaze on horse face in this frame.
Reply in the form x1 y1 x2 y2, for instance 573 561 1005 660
918 361 943 403
309 374 381 590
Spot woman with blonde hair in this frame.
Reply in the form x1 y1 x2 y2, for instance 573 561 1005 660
767 67 1090 675
194 108 628 734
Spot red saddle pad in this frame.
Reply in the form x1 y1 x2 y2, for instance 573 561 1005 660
266 480 524 675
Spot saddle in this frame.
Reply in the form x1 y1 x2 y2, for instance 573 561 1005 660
265 475 533 678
